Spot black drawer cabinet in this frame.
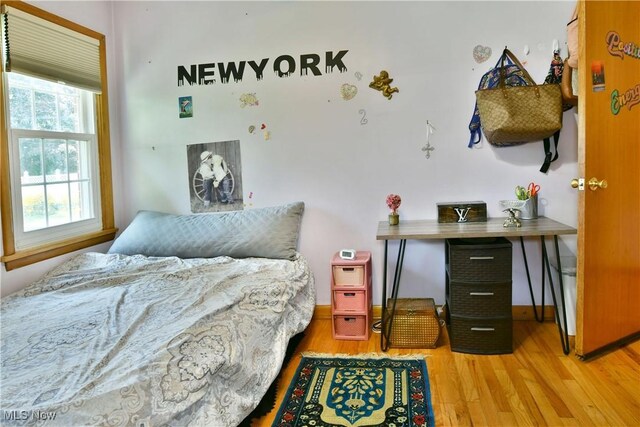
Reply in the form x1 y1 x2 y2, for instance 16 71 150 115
445 238 513 354
448 316 513 354
448 240 512 282
447 281 511 317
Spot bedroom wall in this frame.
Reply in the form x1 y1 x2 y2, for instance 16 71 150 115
0 1 124 296
111 1 578 307
2 1 580 308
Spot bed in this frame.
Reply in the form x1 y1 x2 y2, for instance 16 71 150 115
0 202 315 427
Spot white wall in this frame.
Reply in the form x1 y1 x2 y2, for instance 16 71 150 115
0 1 124 296
113 1 578 306
2 1 579 307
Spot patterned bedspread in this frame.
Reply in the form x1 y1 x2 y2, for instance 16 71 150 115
0 252 315 427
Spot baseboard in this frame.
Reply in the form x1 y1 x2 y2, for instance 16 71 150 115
314 304 556 321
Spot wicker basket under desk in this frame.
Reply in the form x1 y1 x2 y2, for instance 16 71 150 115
385 298 441 348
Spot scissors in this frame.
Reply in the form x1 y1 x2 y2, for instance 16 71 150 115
528 182 540 198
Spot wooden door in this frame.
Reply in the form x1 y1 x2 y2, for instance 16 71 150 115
576 0 640 357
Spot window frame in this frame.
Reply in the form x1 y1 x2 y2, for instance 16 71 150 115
9 129 103 249
1 1 116 271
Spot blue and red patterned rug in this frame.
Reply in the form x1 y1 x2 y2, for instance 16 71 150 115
272 353 435 427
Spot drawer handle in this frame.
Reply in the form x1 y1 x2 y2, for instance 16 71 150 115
344 317 356 322
469 292 494 296
469 256 494 260
471 327 495 332
341 267 355 272
344 293 356 297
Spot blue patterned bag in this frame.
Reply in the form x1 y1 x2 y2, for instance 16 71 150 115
467 54 529 148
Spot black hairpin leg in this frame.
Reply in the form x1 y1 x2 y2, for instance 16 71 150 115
521 236 543 322
522 235 570 355
381 239 407 352
541 235 571 355
539 236 548 322
381 240 388 351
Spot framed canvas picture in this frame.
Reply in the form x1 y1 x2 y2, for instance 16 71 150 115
186 140 243 212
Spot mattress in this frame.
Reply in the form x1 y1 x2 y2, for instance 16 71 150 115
0 252 315 426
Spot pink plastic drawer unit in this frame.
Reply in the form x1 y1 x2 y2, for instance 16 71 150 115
331 251 372 340
333 266 365 288
333 290 366 312
333 315 367 339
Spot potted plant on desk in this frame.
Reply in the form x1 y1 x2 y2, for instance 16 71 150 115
386 193 402 225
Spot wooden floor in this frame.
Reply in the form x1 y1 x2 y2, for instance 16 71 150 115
251 319 640 427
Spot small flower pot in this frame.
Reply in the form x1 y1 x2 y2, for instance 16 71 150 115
388 213 399 225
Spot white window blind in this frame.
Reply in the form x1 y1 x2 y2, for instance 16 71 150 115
1 5 101 92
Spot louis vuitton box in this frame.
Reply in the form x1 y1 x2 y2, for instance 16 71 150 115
437 201 487 223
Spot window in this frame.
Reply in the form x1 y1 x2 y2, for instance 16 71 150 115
8 74 102 250
1 2 115 271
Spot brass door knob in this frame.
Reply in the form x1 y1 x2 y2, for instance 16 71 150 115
571 178 585 190
588 177 608 191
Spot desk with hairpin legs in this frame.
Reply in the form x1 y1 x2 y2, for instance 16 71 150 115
376 217 577 354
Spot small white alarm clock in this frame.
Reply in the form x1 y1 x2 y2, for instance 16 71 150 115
339 249 356 260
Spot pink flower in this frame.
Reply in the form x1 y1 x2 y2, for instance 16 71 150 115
386 194 402 214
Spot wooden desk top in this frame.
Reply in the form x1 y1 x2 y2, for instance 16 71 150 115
376 217 577 240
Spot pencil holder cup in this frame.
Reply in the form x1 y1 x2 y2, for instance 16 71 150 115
521 195 538 219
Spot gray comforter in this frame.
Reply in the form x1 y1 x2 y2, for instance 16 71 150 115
0 252 315 426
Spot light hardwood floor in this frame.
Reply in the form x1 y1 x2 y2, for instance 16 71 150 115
251 319 640 427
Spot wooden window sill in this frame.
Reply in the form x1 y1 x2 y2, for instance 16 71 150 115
1 228 118 271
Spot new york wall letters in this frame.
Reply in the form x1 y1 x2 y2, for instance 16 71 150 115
178 50 349 86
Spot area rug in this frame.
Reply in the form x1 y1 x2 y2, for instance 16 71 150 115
272 353 435 427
